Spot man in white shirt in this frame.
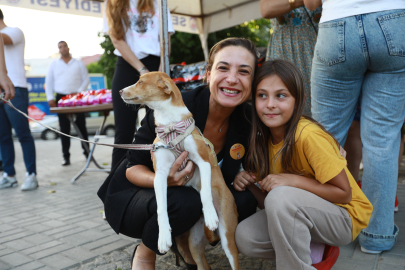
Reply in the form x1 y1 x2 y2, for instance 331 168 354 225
0 9 38 191
45 41 90 166
0 11 14 174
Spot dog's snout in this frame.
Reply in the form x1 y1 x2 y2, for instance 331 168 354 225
119 90 123 96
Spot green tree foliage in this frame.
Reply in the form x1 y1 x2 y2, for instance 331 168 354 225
96 19 271 87
86 62 104 74
98 33 117 89
170 18 270 64
169 32 205 65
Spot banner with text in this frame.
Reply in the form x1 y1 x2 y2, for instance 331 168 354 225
0 0 199 33
0 0 103 17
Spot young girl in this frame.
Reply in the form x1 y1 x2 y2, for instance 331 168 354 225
234 59 373 270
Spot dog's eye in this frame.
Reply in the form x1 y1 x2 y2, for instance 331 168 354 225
138 81 143 85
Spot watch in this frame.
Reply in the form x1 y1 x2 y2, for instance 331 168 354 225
139 67 148 73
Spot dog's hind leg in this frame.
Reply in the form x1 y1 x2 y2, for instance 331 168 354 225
212 183 240 270
217 214 240 270
189 217 210 270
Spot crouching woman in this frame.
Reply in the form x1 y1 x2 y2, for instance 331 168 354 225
98 38 260 270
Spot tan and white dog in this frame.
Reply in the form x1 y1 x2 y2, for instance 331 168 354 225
120 72 240 270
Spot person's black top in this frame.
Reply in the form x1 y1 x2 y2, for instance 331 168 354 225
97 86 252 234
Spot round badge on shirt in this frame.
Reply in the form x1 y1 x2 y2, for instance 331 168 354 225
230 144 245 160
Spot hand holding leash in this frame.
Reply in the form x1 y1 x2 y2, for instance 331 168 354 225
0 72 15 101
167 151 196 186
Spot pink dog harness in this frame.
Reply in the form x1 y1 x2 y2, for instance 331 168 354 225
154 117 217 171
155 118 195 170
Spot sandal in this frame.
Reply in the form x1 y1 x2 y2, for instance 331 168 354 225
171 239 197 270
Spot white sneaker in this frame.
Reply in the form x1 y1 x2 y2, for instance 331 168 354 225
0 173 18 189
21 172 38 191
360 246 382 254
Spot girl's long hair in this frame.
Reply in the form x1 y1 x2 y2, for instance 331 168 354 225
106 0 155 40
245 59 339 180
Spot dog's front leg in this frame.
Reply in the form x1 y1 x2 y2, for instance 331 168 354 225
185 137 219 231
197 161 219 231
154 148 176 253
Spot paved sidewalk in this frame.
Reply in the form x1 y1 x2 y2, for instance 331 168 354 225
0 137 404 270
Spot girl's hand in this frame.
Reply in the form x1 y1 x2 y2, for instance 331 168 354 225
339 146 347 159
338 146 348 166
234 171 256 191
259 174 296 193
167 151 196 187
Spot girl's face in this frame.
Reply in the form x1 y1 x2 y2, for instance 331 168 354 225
255 74 295 136
207 46 255 108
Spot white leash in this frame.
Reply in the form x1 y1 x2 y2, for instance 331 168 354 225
0 93 172 151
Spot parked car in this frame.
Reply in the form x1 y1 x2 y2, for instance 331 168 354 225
29 112 115 140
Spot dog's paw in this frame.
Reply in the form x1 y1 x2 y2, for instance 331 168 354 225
158 226 172 253
203 205 219 231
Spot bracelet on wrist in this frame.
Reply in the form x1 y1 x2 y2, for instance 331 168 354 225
139 67 148 73
289 0 296 9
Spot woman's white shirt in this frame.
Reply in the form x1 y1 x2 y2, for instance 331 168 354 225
103 0 174 59
320 0 405 24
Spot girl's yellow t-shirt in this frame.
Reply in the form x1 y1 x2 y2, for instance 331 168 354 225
269 118 373 240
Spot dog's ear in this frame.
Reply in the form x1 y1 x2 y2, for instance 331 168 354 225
156 77 172 95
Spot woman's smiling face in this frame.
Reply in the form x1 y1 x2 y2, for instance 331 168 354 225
207 46 255 108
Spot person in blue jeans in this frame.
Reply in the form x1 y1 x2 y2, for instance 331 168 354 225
304 0 405 253
0 88 37 190
0 148 2 171
0 9 38 191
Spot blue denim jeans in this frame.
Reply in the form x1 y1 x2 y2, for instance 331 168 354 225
0 87 36 175
311 10 405 251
